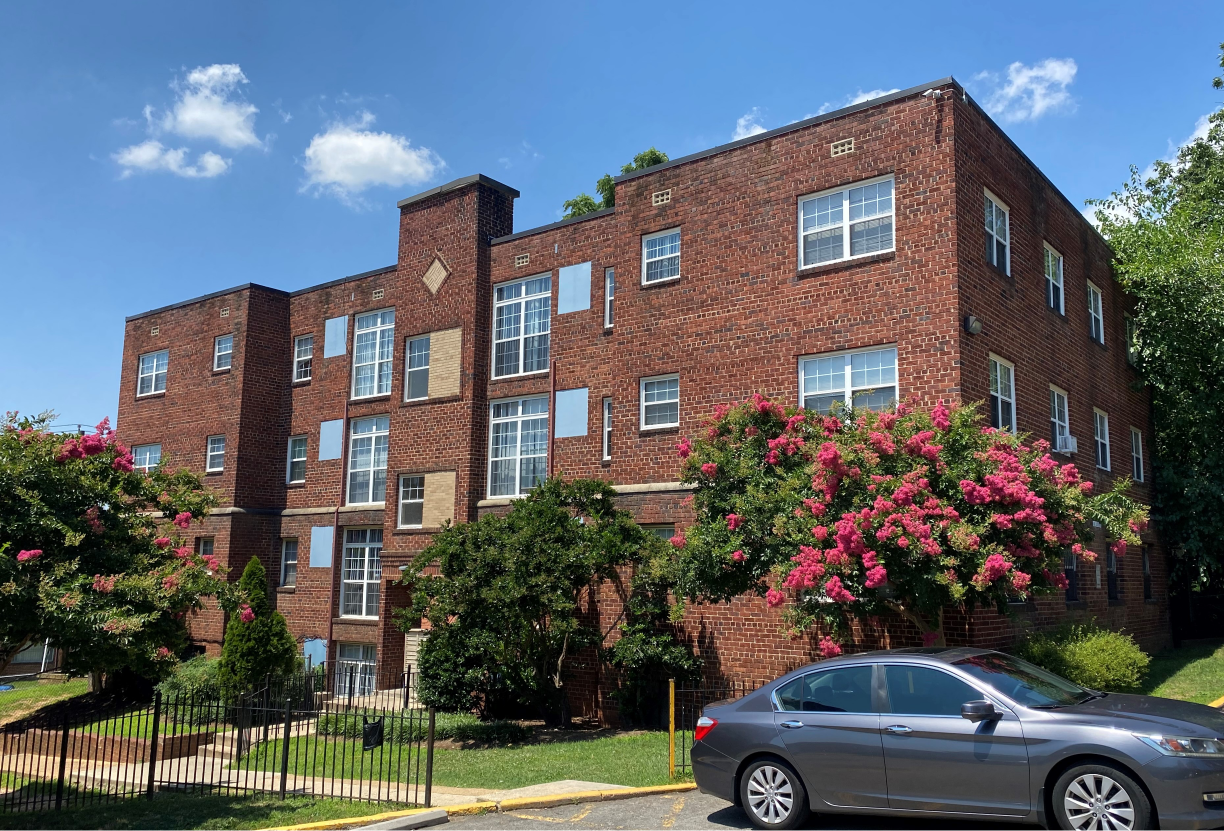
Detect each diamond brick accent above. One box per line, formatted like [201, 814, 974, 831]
[421, 258, 449, 295]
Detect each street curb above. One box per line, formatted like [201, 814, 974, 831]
[495, 782, 696, 811]
[276, 807, 438, 831]
[1210, 694, 1224, 709]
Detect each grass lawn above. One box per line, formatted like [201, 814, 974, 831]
[1143, 640, 1224, 705]
[234, 731, 673, 790]
[0, 793, 409, 830]
[0, 678, 89, 727]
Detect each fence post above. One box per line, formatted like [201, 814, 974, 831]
[54, 709, 70, 810]
[424, 708, 435, 808]
[146, 692, 162, 800]
[279, 698, 292, 800]
[668, 679, 676, 779]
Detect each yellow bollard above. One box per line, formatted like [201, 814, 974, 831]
[668, 678, 676, 778]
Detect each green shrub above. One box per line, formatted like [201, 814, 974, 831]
[315, 711, 532, 745]
[1014, 623, 1151, 692]
[218, 559, 300, 695]
[156, 656, 221, 699]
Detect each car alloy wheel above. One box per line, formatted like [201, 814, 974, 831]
[1062, 772, 1135, 830]
[746, 764, 795, 825]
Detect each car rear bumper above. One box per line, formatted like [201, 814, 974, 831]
[691, 740, 737, 804]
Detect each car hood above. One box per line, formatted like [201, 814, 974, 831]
[1047, 694, 1224, 737]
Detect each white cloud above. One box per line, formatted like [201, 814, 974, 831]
[113, 140, 230, 179]
[1139, 113, 1215, 181]
[154, 64, 262, 149]
[733, 108, 768, 140]
[976, 59, 1077, 122]
[809, 88, 901, 118]
[302, 111, 444, 204]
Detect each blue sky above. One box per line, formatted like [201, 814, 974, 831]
[2, 1, 1222, 427]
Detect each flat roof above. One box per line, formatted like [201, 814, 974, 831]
[396, 173, 519, 209]
[490, 207, 615, 245]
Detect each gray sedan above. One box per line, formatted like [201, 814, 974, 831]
[691, 648, 1224, 830]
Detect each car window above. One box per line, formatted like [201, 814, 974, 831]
[800, 666, 874, 712]
[775, 676, 803, 711]
[884, 665, 982, 716]
[953, 652, 1088, 707]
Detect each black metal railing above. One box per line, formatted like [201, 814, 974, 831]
[1, 683, 435, 815]
[671, 679, 765, 777]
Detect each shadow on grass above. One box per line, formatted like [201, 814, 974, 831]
[1143, 640, 1224, 700]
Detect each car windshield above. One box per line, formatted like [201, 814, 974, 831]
[953, 652, 1090, 707]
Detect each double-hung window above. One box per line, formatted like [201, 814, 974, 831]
[493, 275, 551, 378]
[352, 310, 395, 398]
[1087, 282, 1104, 344]
[280, 539, 298, 587]
[1131, 427, 1144, 482]
[137, 350, 168, 396]
[398, 475, 424, 527]
[347, 417, 389, 504]
[604, 268, 615, 326]
[1094, 409, 1111, 470]
[642, 229, 681, 284]
[641, 375, 679, 429]
[800, 346, 897, 414]
[196, 537, 214, 558]
[1049, 387, 1070, 452]
[340, 529, 382, 618]
[488, 397, 549, 497]
[985, 191, 1010, 273]
[406, 336, 430, 400]
[988, 355, 1015, 433]
[287, 436, 307, 483]
[799, 176, 895, 268]
[133, 443, 161, 472]
[602, 397, 612, 460]
[1044, 245, 1064, 313]
[206, 435, 225, 472]
[294, 335, 313, 381]
[213, 335, 233, 370]
[336, 643, 376, 697]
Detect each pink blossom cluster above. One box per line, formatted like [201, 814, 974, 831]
[676, 437, 693, 459]
[154, 537, 171, 549]
[92, 574, 116, 593]
[173, 512, 193, 529]
[239, 604, 256, 623]
[726, 514, 741, 531]
[16, 549, 42, 562]
[155, 647, 173, 660]
[817, 636, 842, 658]
[83, 506, 104, 534]
[162, 573, 180, 592]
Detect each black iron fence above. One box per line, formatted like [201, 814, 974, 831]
[1, 686, 436, 815]
[670, 680, 765, 777]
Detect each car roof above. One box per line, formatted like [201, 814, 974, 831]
[775, 647, 1001, 680]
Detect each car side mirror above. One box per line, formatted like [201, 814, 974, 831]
[961, 700, 1000, 722]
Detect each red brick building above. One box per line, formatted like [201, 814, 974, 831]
[117, 77, 1170, 714]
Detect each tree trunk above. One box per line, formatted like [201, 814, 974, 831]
[884, 600, 945, 647]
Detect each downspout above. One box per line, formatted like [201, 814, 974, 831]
[548, 359, 557, 477]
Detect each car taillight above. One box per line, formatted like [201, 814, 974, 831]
[694, 716, 717, 742]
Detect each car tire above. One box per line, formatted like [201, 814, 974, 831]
[738, 757, 810, 830]
[1051, 762, 1152, 830]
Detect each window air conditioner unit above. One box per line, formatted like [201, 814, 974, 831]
[1057, 435, 1078, 454]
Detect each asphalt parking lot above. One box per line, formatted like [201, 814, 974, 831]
[445, 791, 1034, 830]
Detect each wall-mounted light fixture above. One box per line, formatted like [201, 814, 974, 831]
[964, 315, 983, 335]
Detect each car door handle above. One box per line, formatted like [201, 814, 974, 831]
[779, 720, 804, 729]
[886, 725, 912, 734]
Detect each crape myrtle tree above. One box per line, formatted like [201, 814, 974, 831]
[673, 396, 1148, 653]
[0, 412, 239, 680]
[398, 477, 691, 724]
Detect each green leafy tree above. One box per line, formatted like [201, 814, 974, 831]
[0, 412, 229, 680]
[217, 557, 299, 694]
[674, 396, 1148, 652]
[398, 477, 688, 723]
[562, 147, 670, 218]
[1089, 45, 1224, 586]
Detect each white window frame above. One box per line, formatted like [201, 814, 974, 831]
[280, 538, 298, 587]
[196, 537, 214, 557]
[1044, 244, 1064, 314]
[133, 443, 162, 472]
[1131, 427, 1144, 482]
[294, 335, 313, 382]
[640, 374, 680, 430]
[1087, 281, 1105, 345]
[641, 228, 681, 285]
[1049, 386, 1070, 452]
[351, 309, 395, 399]
[798, 175, 896, 270]
[1094, 408, 1111, 471]
[346, 416, 390, 505]
[137, 350, 168, 397]
[798, 345, 898, 414]
[488, 396, 549, 498]
[205, 435, 225, 472]
[988, 354, 1016, 434]
[492, 274, 552, 379]
[602, 397, 612, 460]
[336, 642, 376, 697]
[213, 334, 233, 371]
[397, 474, 425, 528]
[984, 189, 1011, 275]
[287, 435, 307, 484]
[340, 529, 382, 619]
[405, 335, 430, 401]
[604, 267, 615, 327]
